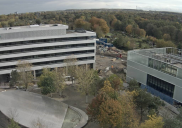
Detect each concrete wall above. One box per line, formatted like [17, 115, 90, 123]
[0, 29, 66, 40]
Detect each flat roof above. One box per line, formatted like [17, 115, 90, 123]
[132, 47, 182, 69]
[0, 24, 68, 34]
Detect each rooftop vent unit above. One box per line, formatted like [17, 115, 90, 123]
[29, 25, 39, 28]
[5, 27, 12, 30]
[75, 28, 86, 33]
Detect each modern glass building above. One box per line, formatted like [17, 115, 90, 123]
[0, 24, 96, 85]
[127, 47, 182, 105]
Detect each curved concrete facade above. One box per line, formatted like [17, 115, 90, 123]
[0, 90, 88, 128]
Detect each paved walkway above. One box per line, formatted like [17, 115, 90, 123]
[54, 85, 101, 128]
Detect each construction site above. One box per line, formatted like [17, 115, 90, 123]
[95, 39, 127, 80]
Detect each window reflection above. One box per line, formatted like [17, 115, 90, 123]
[147, 74, 174, 97]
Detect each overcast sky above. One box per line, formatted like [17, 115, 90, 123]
[0, 0, 182, 15]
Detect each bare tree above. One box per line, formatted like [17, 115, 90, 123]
[8, 108, 19, 122]
[31, 118, 49, 128]
[7, 108, 20, 128]
[64, 55, 77, 85]
[75, 66, 96, 103]
[16, 60, 33, 90]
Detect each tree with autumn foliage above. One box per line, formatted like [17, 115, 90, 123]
[87, 80, 140, 128]
[52, 67, 66, 96]
[90, 17, 109, 34]
[156, 39, 176, 48]
[111, 18, 118, 28]
[126, 25, 133, 34]
[98, 99, 123, 128]
[76, 66, 97, 103]
[140, 114, 164, 128]
[118, 91, 140, 128]
[107, 74, 123, 91]
[139, 29, 146, 37]
[163, 34, 171, 41]
[96, 26, 104, 38]
[16, 60, 33, 90]
[99, 80, 118, 99]
[86, 92, 107, 122]
[74, 19, 91, 30]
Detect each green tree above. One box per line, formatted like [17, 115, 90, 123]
[133, 90, 152, 121]
[8, 119, 20, 128]
[10, 70, 19, 87]
[8, 19, 15, 27]
[163, 107, 182, 128]
[126, 41, 131, 50]
[128, 79, 140, 91]
[153, 28, 162, 39]
[133, 89, 163, 121]
[1, 21, 8, 27]
[38, 68, 55, 96]
[90, 71, 100, 96]
[36, 19, 41, 25]
[156, 39, 176, 48]
[114, 20, 122, 31]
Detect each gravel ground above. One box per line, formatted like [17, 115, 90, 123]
[95, 55, 126, 70]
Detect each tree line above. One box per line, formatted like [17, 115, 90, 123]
[1, 10, 182, 48]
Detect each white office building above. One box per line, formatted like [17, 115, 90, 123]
[0, 24, 96, 85]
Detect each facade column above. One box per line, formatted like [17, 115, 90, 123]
[66, 66, 68, 75]
[86, 64, 88, 71]
[34, 70, 36, 80]
[93, 63, 95, 70]
[55, 67, 58, 73]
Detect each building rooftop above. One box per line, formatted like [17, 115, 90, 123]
[128, 47, 182, 79]
[132, 47, 182, 67]
[0, 24, 68, 34]
[0, 24, 96, 42]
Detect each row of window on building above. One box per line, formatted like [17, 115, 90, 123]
[0, 50, 94, 63]
[0, 36, 91, 47]
[148, 58, 177, 77]
[147, 74, 175, 97]
[0, 43, 94, 55]
[0, 56, 95, 70]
